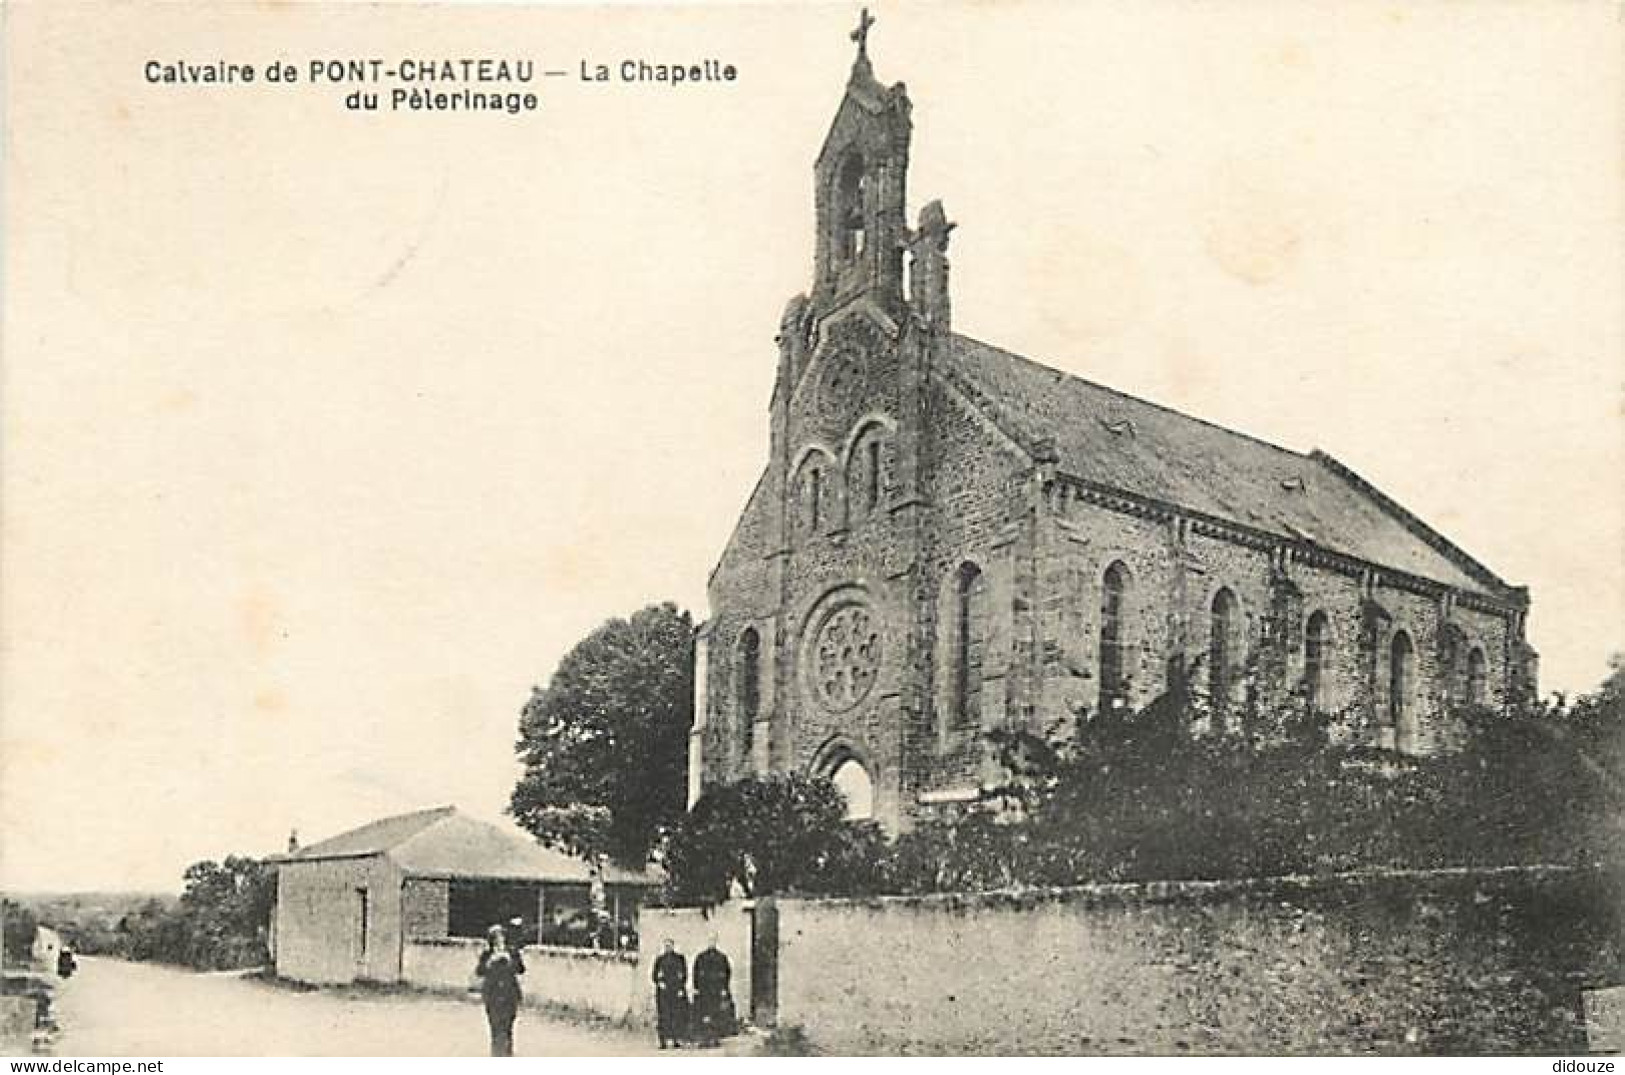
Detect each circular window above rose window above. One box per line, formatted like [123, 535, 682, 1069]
[815, 349, 867, 423]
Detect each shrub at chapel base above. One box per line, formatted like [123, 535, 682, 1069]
[663, 774, 886, 905]
[667, 656, 1622, 901]
[965, 695, 1624, 888]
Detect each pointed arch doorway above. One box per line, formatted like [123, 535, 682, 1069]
[830, 757, 875, 821]
[813, 740, 876, 822]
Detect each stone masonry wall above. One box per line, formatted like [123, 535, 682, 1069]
[768, 867, 1622, 1055]
[913, 369, 1035, 798]
[275, 857, 404, 985]
[1032, 487, 1521, 753]
[401, 878, 449, 941]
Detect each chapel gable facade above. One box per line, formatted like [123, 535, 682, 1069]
[690, 18, 1538, 832]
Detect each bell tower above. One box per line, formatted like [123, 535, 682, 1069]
[810, 8, 912, 320]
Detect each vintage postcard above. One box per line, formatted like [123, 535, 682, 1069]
[2, 0, 1621, 1059]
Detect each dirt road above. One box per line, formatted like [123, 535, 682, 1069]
[40, 956, 660, 1056]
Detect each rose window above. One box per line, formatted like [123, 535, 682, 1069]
[812, 604, 882, 712]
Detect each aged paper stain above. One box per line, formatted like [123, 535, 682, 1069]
[238, 588, 285, 658]
[1202, 186, 1304, 286]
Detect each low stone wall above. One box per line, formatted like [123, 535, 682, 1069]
[1, 996, 36, 1043]
[401, 937, 484, 994]
[769, 866, 1623, 1055]
[403, 939, 640, 1023]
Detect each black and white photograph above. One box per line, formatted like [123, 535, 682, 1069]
[1, 0, 1620, 1059]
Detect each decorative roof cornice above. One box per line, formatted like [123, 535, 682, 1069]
[1044, 471, 1526, 618]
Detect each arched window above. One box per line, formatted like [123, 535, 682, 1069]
[794, 453, 832, 539]
[1209, 588, 1240, 715]
[866, 439, 882, 512]
[737, 626, 761, 724]
[1440, 625, 1467, 707]
[808, 467, 823, 531]
[1389, 630, 1416, 749]
[830, 757, 874, 821]
[836, 154, 867, 262]
[1098, 562, 1131, 713]
[1304, 610, 1330, 712]
[954, 562, 988, 730]
[846, 425, 891, 521]
[1467, 647, 1488, 707]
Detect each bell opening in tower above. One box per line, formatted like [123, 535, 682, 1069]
[836, 152, 867, 263]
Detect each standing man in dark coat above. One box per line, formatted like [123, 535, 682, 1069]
[474, 924, 526, 1056]
[651, 938, 688, 1049]
[690, 935, 737, 1047]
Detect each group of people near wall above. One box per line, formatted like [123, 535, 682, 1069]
[470, 923, 739, 1056]
[652, 936, 737, 1050]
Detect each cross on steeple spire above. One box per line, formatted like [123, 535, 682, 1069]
[850, 7, 876, 59]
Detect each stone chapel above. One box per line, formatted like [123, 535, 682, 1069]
[690, 15, 1538, 831]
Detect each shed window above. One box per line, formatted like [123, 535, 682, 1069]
[538, 883, 592, 947]
[449, 880, 541, 943]
[356, 888, 369, 957]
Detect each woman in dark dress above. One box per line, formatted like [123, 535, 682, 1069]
[474, 924, 526, 1056]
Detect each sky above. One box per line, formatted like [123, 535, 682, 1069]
[2, 1, 1620, 893]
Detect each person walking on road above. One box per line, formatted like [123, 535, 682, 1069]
[474, 924, 526, 1056]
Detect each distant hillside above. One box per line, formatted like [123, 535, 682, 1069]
[8, 891, 178, 955]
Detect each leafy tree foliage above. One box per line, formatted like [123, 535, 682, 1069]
[2, 898, 39, 965]
[1550, 651, 1625, 799]
[116, 897, 188, 965]
[511, 602, 693, 867]
[178, 856, 276, 968]
[914, 694, 1621, 889]
[663, 774, 886, 904]
[113, 856, 273, 970]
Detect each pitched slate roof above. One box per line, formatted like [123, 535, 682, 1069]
[944, 333, 1511, 598]
[290, 804, 455, 861]
[286, 806, 657, 886]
